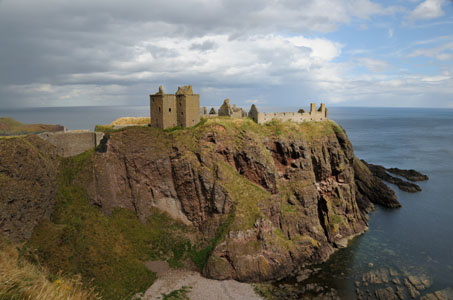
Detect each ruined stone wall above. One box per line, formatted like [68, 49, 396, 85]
[38, 131, 104, 157]
[249, 103, 328, 124]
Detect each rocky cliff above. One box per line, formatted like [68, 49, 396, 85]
[0, 118, 400, 287]
[78, 119, 399, 281]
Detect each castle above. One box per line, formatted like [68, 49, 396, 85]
[150, 85, 328, 128]
[150, 85, 200, 129]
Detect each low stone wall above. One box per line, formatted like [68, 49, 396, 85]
[258, 110, 327, 123]
[38, 130, 104, 157]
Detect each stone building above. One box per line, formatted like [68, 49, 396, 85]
[150, 85, 200, 129]
[248, 103, 328, 124]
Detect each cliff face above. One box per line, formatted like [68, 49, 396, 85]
[78, 119, 397, 281]
[0, 136, 60, 241]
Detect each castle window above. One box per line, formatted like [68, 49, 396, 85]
[158, 107, 161, 112]
[169, 108, 172, 112]
[181, 112, 183, 116]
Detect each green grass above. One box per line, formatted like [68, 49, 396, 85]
[0, 236, 101, 300]
[217, 162, 270, 231]
[189, 210, 235, 270]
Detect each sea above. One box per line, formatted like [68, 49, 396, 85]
[1, 105, 453, 298]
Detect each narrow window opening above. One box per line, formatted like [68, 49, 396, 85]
[158, 107, 161, 112]
[169, 108, 171, 112]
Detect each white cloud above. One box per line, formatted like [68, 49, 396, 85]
[407, 41, 453, 60]
[388, 28, 394, 38]
[409, 0, 445, 21]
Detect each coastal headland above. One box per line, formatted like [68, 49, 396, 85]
[0, 87, 432, 300]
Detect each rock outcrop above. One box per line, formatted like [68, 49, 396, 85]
[364, 161, 427, 193]
[387, 167, 429, 182]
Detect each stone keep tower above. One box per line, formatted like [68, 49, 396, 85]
[150, 85, 200, 129]
[176, 85, 200, 128]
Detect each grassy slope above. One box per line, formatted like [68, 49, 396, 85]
[0, 117, 64, 136]
[0, 236, 100, 300]
[24, 117, 343, 299]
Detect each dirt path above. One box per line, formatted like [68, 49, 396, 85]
[141, 262, 264, 300]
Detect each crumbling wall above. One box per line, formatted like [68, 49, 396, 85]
[249, 103, 328, 124]
[218, 99, 246, 118]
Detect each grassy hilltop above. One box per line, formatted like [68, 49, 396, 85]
[0, 117, 64, 136]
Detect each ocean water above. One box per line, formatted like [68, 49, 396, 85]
[0, 106, 150, 130]
[1, 105, 453, 298]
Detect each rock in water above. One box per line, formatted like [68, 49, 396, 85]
[375, 287, 397, 300]
[354, 159, 400, 209]
[364, 161, 423, 193]
[387, 168, 429, 181]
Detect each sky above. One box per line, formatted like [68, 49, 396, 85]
[0, 0, 452, 109]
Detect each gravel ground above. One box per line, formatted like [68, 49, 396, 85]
[141, 264, 264, 300]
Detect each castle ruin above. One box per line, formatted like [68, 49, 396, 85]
[150, 85, 200, 129]
[150, 85, 328, 127]
[248, 103, 328, 124]
[218, 99, 247, 118]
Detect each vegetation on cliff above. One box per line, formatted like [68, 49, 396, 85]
[25, 150, 202, 299]
[0, 117, 64, 136]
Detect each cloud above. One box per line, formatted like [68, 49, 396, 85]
[0, 0, 449, 109]
[407, 41, 453, 60]
[245, 99, 260, 104]
[409, 0, 445, 21]
[388, 28, 394, 38]
[356, 57, 391, 72]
